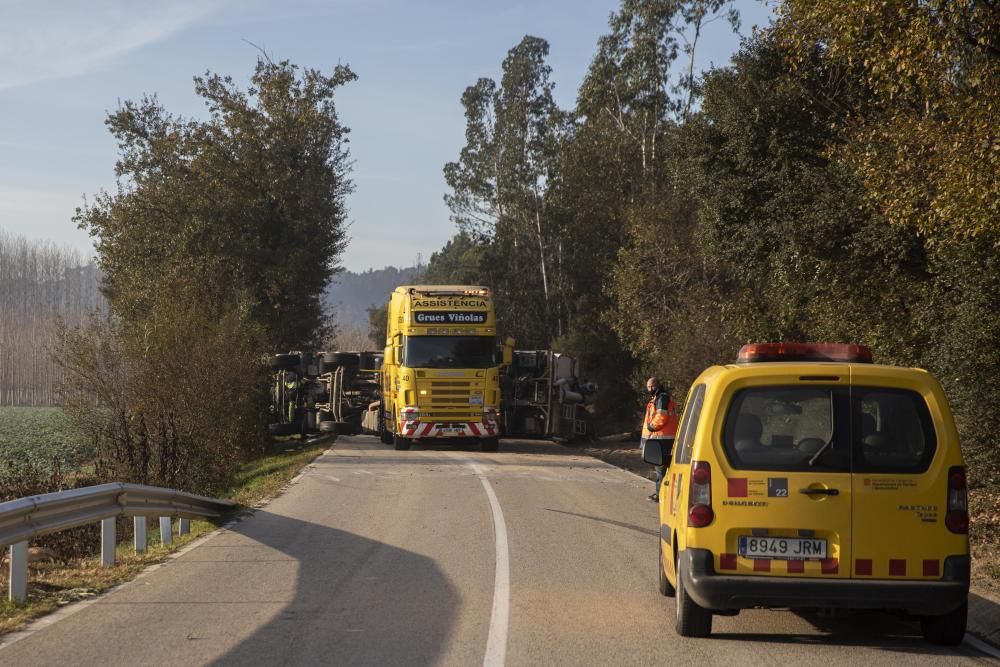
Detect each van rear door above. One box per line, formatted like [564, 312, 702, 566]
[718, 373, 852, 579]
[849, 366, 963, 580]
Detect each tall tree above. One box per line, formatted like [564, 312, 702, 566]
[776, 0, 999, 240]
[444, 36, 568, 345]
[77, 58, 356, 348]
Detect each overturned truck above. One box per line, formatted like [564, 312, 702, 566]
[267, 350, 382, 437]
[266, 346, 596, 442]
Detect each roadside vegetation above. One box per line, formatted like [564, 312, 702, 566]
[0, 56, 355, 629]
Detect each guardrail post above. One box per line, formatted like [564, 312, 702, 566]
[101, 518, 116, 566]
[134, 516, 147, 553]
[178, 518, 190, 536]
[159, 517, 172, 546]
[8, 541, 28, 602]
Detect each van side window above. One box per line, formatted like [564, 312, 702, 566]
[675, 384, 706, 465]
[854, 388, 936, 473]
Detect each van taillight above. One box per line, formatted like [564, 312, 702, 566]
[688, 461, 714, 527]
[945, 466, 968, 534]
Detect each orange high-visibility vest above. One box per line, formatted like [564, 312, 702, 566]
[642, 389, 678, 440]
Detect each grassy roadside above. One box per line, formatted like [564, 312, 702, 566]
[0, 437, 330, 636]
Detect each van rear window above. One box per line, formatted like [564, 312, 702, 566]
[854, 388, 936, 473]
[722, 387, 850, 472]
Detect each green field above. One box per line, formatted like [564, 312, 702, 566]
[0, 407, 94, 471]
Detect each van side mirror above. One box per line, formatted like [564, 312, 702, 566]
[642, 440, 665, 466]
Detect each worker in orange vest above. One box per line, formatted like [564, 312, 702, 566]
[642, 377, 679, 502]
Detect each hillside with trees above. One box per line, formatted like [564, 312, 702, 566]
[323, 265, 422, 334]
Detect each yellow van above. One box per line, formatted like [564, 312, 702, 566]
[645, 343, 970, 644]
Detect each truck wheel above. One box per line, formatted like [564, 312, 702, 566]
[920, 601, 967, 645]
[480, 437, 499, 453]
[270, 353, 300, 371]
[658, 538, 675, 597]
[318, 420, 338, 434]
[380, 426, 394, 445]
[675, 556, 712, 637]
[268, 422, 297, 437]
[393, 435, 411, 451]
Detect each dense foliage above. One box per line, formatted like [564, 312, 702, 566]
[56, 59, 355, 494]
[436, 0, 999, 492]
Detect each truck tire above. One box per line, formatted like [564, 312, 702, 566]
[270, 353, 300, 371]
[921, 601, 967, 645]
[393, 434, 411, 451]
[675, 557, 712, 637]
[268, 422, 297, 437]
[325, 352, 360, 368]
[658, 538, 675, 597]
[480, 437, 499, 453]
[318, 420, 338, 434]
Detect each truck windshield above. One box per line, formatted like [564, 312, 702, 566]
[403, 336, 494, 369]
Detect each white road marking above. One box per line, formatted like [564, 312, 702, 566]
[324, 475, 341, 482]
[467, 460, 510, 667]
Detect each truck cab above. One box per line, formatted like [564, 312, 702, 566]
[379, 285, 511, 451]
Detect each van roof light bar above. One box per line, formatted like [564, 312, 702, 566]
[737, 342, 873, 364]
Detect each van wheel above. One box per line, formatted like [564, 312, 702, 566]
[393, 435, 411, 451]
[675, 556, 712, 637]
[920, 601, 967, 645]
[658, 538, 675, 597]
[481, 437, 499, 452]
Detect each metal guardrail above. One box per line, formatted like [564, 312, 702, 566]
[1, 483, 236, 602]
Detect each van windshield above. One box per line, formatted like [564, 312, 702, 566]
[403, 336, 495, 369]
[722, 387, 850, 472]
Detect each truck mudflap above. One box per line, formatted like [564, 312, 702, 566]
[402, 421, 498, 439]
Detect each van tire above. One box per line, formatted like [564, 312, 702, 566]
[658, 538, 675, 597]
[675, 556, 712, 637]
[393, 435, 411, 451]
[920, 601, 967, 645]
[481, 437, 499, 452]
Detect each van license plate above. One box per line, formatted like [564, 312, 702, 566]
[738, 536, 827, 560]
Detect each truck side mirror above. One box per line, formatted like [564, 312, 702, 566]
[502, 337, 514, 366]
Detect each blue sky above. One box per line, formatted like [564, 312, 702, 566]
[0, 0, 772, 272]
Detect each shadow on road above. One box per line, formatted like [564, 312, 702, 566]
[208, 509, 459, 666]
[711, 609, 981, 658]
[542, 507, 657, 537]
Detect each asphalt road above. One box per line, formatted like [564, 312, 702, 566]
[1, 436, 995, 665]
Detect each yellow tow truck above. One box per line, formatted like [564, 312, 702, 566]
[379, 285, 512, 451]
